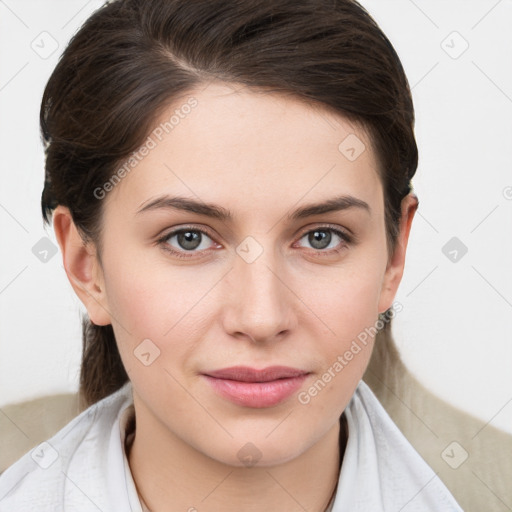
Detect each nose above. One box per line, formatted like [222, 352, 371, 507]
[222, 246, 296, 344]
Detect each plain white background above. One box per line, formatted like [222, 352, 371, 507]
[0, 0, 511, 435]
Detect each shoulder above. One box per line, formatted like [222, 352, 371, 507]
[334, 380, 463, 511]
[0, 382, 133, 512]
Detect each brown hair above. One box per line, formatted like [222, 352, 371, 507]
[40, 0, 418, 409]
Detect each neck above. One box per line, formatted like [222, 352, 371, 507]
[126, 404, 347, 512]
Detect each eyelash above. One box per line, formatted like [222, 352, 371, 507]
[156, 224, 353, 260]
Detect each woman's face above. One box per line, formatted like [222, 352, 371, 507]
[83, 81, 407, 466]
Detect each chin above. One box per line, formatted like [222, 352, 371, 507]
[201, 432, 313, 469]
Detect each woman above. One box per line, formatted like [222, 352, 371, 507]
[0, 0, 463, 510]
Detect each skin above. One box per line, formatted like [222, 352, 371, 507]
[53, 81, 417, 512]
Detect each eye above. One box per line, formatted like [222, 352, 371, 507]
[157, 224, 352, 260]
[295, 226, 351, 254]
[158, 227, 218, 259]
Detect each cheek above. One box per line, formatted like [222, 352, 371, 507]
[296, 273, 382, 421]
[101, 248, 204, 335]
[101, 257, 206, 406]
[308, 256, 386, 339]
[300, 249, 387, 388]
[100, 249, 221, 381]
[102, 266, 166, 339]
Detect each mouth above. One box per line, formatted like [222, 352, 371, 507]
[201, 366, 310, 408]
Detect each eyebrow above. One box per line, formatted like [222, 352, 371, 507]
[136, 194, 371, 221]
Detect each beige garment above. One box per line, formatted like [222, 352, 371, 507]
[1, 326, 510, 511]
[362, 326, 512, 512]
[0, 392, 80, 471]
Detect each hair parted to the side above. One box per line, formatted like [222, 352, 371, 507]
[40, 0, 418, 409]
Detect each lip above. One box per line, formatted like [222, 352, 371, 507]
[202, 366, 310, 408]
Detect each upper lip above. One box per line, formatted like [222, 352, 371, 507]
[203, 366, 309, 383]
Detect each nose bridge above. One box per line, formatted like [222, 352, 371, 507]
[224, 237, 293, 342]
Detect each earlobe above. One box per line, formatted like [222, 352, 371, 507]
[378, 193, 419, 314]
[52, 205, 111, 326]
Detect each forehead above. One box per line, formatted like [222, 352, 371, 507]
[105, 81, 383, 219]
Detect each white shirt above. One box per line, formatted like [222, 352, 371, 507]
[0, 380, 463, 511]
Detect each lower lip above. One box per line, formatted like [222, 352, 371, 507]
[202, 374, 309, 408]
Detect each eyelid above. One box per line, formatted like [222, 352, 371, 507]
[295, 223, 353, 243]
[156, 224, 215, 241]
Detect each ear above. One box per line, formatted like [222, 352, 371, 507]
[378, 193, 419, 313]
[52, 205, 111, 326]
